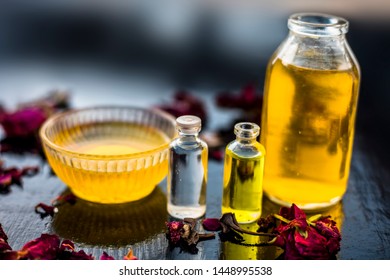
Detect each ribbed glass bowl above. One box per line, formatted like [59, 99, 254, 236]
[40, 106, 176, 204]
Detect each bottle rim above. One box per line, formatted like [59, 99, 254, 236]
[234, 122, 260, 139]
[176, 115, 201, 134]
[288, 13, 349, 36]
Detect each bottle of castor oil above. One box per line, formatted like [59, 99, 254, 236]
[222, 122, 265, 224]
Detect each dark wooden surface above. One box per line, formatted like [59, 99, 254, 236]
[0, 88, 389, 260]
[1, 17, 390, 261]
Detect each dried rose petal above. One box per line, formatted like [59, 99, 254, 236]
[52, 193, 77, 206]
[100, 252, 115, 260]
[202, 218, 222, 231]
[0, 91, 70, 155]
[0, 226, 12, 253]
[0, 231, 102, 260]
[155, 91, 208, 127]
[0, 250, 21, 260]
[216, 84, 262, 110]
[209, 150, 224, 161]
[165, 221, 184, 245]
[64, 250, 94, 260]
[277, 204, 308, 231]
[0, 223, 8, 243]
[257, 215, 276, 233]
[0, 240, 12, 252]
[21, 166, 40, 177]
[0, 107, 47, 138]
[165, 218, 215, 254]
[314, 216, 341, 255]
[280, 226, 336, 260]
[0, 135, 43, 155]
[0, 105, 5, 122]
[58, 239, 94, 260]
[4, 168, 23, 186]
[269, 204, 341, 260]
[124, 249, 137, 260]
[0, 164, 40, 194]
[36, 193, 77, 218]
[20, 234, 60, 260]
[35, 203, 58, 218]
[0, 174, 13, 193]
[315, 216, 341, 239]
[59, 239, 75, 252]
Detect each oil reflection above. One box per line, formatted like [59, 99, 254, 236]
[219, 221, 283, 260]
[220, 197, 344, 260]
[52, 186, 167, 246]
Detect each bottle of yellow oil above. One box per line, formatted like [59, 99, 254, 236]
[222, 122, 265, 223]
[260, 13, 360, 210]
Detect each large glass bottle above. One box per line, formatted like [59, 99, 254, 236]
[222, 122, 265, 223]
[261, 13, 360, 210]
[167, 115, 208, 219]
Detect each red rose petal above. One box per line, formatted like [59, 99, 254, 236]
[35, 203, 58, 217]
[65, 250, 94, 260]
[155, 91, 207, 126]
[271, 204, 341, 260]
[0, 107, 47, 138]
[165, 221, 184, 245]
[21, 234, 61, 260]
[100, 252, 115, 260]
[202, 218, 222, 231]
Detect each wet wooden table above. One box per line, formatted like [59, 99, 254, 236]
[1, 84, 389, 261]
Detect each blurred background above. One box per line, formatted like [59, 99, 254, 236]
[0, 0, 389, 137]
[1, 1, 389, 260]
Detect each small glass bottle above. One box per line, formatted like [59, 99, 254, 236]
[167, 115, 208, 219]
[222, 122, 265, 224]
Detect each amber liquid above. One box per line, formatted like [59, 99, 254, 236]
[261, 59, 359, 209]
[220, 222, 279, 260]
[222, 147, 265, 223]
[46, 122, 170, 203]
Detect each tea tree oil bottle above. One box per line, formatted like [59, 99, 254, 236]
[222, 122, 265, 223]
[167, 115, 208, 219]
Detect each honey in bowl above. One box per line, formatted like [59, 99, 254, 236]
[40, 107, 176, 204]
[61, 123, 169, 155]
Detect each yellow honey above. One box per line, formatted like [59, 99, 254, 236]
[44, 122, 171, 203]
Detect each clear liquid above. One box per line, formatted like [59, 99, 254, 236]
[167, 137, 208, 219]
[222, 144, 265, 224]
[261, 59, 360, 209]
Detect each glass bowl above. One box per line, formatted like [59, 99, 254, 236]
[40, 106, 176, 204]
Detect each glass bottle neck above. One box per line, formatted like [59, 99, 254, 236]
[278, 25, 352, 71]
[233, 122, 260, 145]
[289, 30, 345, 42]
[288, 13, 348, 37]
[235, 136, 257, 145]
[178, 132, 200, 143]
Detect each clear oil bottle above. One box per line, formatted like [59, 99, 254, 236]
[222, 123, 265, 224]
[167, 115, 208, 219]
